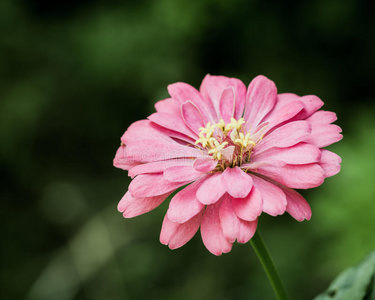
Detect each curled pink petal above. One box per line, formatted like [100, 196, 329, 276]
[160, 210, 204, 249]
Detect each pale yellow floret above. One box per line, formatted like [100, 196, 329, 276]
[208, 140, 228, 160]
[195, 137, 208, 147]
[198, 122, 211, 132]
[215, 119, 226, 131]
[235, 132, 256, 148]
[198, 122, 215, 135]
[196, 123, 217, 147]
[225, 117, 245, 132]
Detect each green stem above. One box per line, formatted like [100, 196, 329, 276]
[250, 230, 289, 300]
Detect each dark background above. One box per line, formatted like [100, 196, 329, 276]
[1, 0, 375, 299]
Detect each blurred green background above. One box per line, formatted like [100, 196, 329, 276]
[1, 0, 375, 299]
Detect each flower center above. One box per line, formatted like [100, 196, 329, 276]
[195, 118, 268, 170]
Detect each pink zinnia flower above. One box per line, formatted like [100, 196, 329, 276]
[114, 75, 342, 255]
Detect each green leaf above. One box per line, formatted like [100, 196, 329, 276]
[314, 251, 375, 300]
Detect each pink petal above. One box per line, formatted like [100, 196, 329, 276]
[281, 187, 312, 221]
[254, 121, 312, 155]
[121, 120, 171, 143]
[199, 74, 247, 120]
[221, 145, 235, 162]
[275, 93, 300, 108]
[252, 175, 287, 216]
[252, 143, 321, 165]
[148, 112, 197, 140]
[264, 100, 305, 132]
[243, 75, 277, 128]
[168, 82, 213, 123]
[303, 123, 343, 148]
[221, 167, 253, 198]
[219, 195, 239, 243]
[218, 195, 258, 244]
[241, 160, 286, 170]
[193, 156, 218, 173]
[129, 173, 190, 198]
[219, 87, 235, 123]
[164, 165, 202, 182]
[181, 101, 205, 134]
[201, 201, 233, 256]
[196, 172, 226, 205]
[168, 82, 203, 104]
[125, 140, 201, 163]
[160, 210, 204, 249]
[123, 119, 195, 145]
[319, 149, 342, 177]
[167, 180, 205, 223]
[128, 159, 193, 178]
[118, 191, 170, 218]
[113, 145, 140, 170]
[236, 219, 258, 244]
[306, 110, 337, 125]
[297, 95, 324, 119]
[148, 112, 198, 140]
[154, 98, 180, 114]
[232, 186, 263, 221]
[256, 163, 325, 189]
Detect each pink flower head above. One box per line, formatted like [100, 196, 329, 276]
[114, 75, 342, 255]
